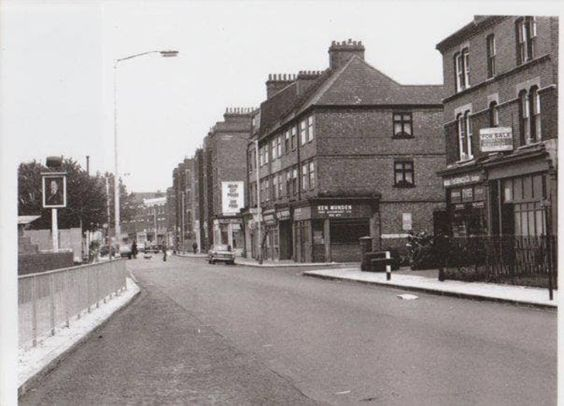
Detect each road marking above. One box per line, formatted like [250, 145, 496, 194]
[335, 390, 351, 395]
[397, 294, 418, 300]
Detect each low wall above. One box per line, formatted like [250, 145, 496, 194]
[18, 252, 74, 275]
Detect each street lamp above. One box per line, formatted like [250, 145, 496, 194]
[113, 49, 178, 247]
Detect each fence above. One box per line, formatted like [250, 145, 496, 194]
[441, 235, 557, 290]
[18, 259, 127, 350]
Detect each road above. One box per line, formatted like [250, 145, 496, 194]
[20, 255, 556, 405]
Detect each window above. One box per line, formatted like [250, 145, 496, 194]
[454, 48, 469, 92]
[393, 112, 413, 138]
[278, 173, 283, 197]
[394, 160, 414, 187]
[301, 163, 309, 190]
[277, 136, 282, 157]
[457, 111, 473, 160]
[291, 127, 297, 150]
[292, 167, 298, 196]
[273, 175, 279, 200]
[519, 90, 530, 144]
[529, 86, 541, 141]
[516, 17, 536, 65]
[308, 161, 316, 190]
[285, 130, 290, 153]
[259, 147, 263, 166]
[265, 178, 270, 202]
[264, 145, 269, 164]
[489, 101, 499, 127]
[307, 116, 314, 142]
[271, 139, 277, 160]
[300, 120, 307, 145]
[486, 34, 496, 78]
[286, 168, 292, 197]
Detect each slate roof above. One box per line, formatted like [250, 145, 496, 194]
[259, 56, 443, 139]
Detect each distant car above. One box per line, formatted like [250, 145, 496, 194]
[120, 243, 132, 259]
[208, 244, 235, 265]
[99, 245, 116, 257]
[137, 243, 145, 253]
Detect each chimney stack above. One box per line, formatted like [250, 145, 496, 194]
[328, 39, 365, 70]
[265, 73, 296, 99]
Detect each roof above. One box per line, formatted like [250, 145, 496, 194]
[436, 16, 508, 53]
[18, 215, 40, 225]
[259, 56, 443, 139]
[143, 197, 167, 206]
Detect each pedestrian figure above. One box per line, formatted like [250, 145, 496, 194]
[132, 240, 138, 259]
[192, 241, 198, 254]
[162, 243, 167, 262]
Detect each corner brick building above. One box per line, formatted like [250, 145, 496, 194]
[172, 158, 195, 251]
[244, 40, 445, 263]
[436, 16, 558, 238]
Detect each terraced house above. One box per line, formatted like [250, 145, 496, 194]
[244, 40, 445, 263]
[436, 16, 558, 238]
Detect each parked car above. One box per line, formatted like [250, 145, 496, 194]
[137, 243, 145, 253]
[99, 245, 116, 257]
[120, 243, 132, 259]
[208, 244, 235, 265]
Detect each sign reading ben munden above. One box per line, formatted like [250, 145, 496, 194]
[222, 181, 244, 215]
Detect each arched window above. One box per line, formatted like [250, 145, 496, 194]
[464, 111, 473, 159]
[529, 86, 541, 141]
[519, 90, 530, 145]
[489, 101, 499, 127]
[457, 113, 465, 160]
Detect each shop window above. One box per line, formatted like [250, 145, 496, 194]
[394, 160, 414, 187]
[489, 101, 499, 127]
[393, 112, 413, 138]
[330, 220, 370, 244]
[516, 17, 536, 65]
[486, 34, 496, 78]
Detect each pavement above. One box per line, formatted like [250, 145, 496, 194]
[18, 277, 140, 397]
[303, 267, 557, 308]
[19, 256, 557, 406]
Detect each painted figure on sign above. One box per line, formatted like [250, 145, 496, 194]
[46, 178, 64, 206]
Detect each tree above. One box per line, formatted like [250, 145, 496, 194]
[18, 158, 137, 232]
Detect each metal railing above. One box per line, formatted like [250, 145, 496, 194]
[440, 235, 557, 294]
[18, 259, 127, 350]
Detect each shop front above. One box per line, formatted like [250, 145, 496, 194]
[293, 201, 374, 263]
[444, 172, 487, 237]
[212, 216, 244, 256]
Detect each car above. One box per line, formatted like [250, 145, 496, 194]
[120, 243, 132, 259]
[136, 242, 145, 253]
[208, 244, 235, 265]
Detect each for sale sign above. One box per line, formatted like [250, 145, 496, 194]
[479, 127, 513, 152]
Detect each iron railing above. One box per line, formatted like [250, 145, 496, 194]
[440, 235, 557, 291]
[18, 259, 127, 350]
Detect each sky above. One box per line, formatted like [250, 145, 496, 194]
[2, 0, 561, 193]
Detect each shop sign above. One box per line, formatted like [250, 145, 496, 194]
[293, 206, 311, 221]
[461, 187, 473, 202]
[217, 218, 241, 225]
[316, 204, 353, 218]
[221, 181, 244, 215]
[472, 201, 485, 208]
[479, 127, 513, 152]
[443, 173, 482, 187]
[263, 213, 277, 225]
[276, 209, 291, 221]
[454, 203, 466, 210]
[402, 213, 412, 231]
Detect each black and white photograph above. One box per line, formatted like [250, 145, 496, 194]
[0, 1, 560, 405]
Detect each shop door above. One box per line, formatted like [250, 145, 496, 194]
[279, 221, 293, 260]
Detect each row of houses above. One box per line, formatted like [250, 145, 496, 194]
[170, 15, 558, 263]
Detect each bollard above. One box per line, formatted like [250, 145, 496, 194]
[385, 251, 391, 281]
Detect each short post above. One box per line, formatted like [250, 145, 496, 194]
[49, 273, 55, 336]
[385, 251, 391, 281]
[31, 276, 37, 347]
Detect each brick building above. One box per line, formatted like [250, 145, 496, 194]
[202, 108, 254, 254]
[122, 191, 168, 245]
[192, 148, 206, 252]
[244, 40, 445, 263]
[436, 16, 558, 238]
[166, 186, 176, 247]
[172, 158, 195, 251]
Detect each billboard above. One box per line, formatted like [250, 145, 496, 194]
[42, 173, 67, 208]
[479, 127, 513, 152]
[221, 181, 244, 215]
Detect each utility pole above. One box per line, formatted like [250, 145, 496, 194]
[255, 140, 262, 264]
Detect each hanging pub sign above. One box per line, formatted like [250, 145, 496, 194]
[42, 172, 67, 208]
[479, 127, 513, 152]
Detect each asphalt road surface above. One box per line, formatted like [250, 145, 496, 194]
[20, 255, 556, 405]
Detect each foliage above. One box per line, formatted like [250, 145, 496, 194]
[406, 231, 440, 270]
[18, 158, 137, 232]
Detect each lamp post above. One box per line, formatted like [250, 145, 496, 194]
[113, 49, 178, 248]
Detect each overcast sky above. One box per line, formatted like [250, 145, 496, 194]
[2, 0, 561, 193]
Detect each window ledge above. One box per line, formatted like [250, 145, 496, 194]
[394, 184, 416, 189]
